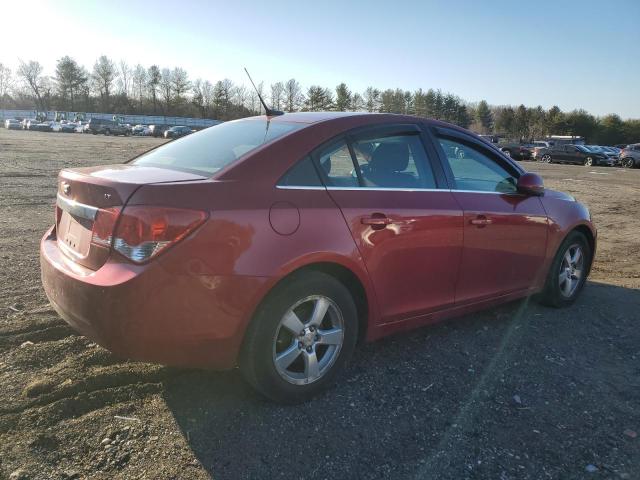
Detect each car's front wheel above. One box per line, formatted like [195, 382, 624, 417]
[584, 156, 594, 166]
[538, 230, 591, 308]
[240, 271, 358, 404]
[541, 154, 552, 163]
[622, 158, 635, 168]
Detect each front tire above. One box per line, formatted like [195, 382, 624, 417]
[239, 271, 358, 404]
[538, 231, 591, 308]
[622, 158, 635, 168]
[584, 157, 594, 166]
[541, 154, 552, 163]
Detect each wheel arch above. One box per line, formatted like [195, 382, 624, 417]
[245, 260, 372, 347]
[571, 224, 596, 275]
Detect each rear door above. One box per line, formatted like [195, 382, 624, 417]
[315, 124, 463, 323]
[430, 127, 548, 303]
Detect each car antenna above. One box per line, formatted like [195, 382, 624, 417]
[244, 68, 284, 117]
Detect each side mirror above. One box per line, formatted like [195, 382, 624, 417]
[517, 172, 544, 196]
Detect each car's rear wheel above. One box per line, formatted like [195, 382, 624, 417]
[541, 154, 552, 163]
[239, 271, 358, 404]
[538, 231, 591, 308]
[584, 156, 594, 166]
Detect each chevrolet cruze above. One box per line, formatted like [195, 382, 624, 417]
[41, 112, 596, 403]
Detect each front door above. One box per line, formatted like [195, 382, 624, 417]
[431, 129, 548, 304]
[314, 126, 463, 323]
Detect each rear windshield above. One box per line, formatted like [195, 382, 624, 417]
[133, 118, 304, 175]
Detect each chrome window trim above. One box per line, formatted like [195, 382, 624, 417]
[326, 186, 445, 192]
[276, 185, 326, 190]
[276, 185, 527, 195]
[451, 189, 523, 196]
[56, 193, 98, 220]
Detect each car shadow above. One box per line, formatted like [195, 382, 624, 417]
[162, 281, 640, 479]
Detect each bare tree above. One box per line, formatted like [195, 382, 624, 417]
[118, 60, 131, 97]
[270, 82, 284, 110]
[159, 68, 172, 112]
[202, 80, 214, 117]
[233, 85, 248, 113]
[147, 65, 161, 113]
[132, 64, 147, 111]
[92, 55, 117, 110]
[284, 78, 303, 112]
[0, 63, 14, 107]
[171, 67, 190, 112]
[17, 60, 46, 109]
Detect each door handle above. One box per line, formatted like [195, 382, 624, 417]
[361, 214, 391, 229]
[470, 215, 493, 227]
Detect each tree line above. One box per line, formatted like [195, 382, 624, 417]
[0, 56, 638, 144]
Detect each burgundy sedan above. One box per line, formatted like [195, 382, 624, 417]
[41, 112, 595, 403]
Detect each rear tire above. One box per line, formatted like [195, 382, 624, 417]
[537, 231, 591, 308]
[239, 271, 358, 404]
[584, 157, 593, 166]
[622, 158, 635, 168]
[541, 154, 552, 163]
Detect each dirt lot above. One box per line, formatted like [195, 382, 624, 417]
[0, 128, 639, 480]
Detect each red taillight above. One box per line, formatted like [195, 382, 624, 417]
[111, 206, 207, 263]
[91, 207, 121, 247]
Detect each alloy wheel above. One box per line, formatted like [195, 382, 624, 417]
[584, 157, 593, 166]
[623, 158, 634, 168]
[272, 295, 344, 385]
[558, 243, 584, 298]
[541, 154, 551, 163]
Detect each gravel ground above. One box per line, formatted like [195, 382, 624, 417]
[0, 129, 639, 480]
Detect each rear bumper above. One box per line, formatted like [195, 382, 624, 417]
[40, 227, 269, 369]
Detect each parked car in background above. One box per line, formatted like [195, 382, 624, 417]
[619, 144, 640, 168]
[52, 121, 77, 133]
[539, 144, 611, 166]
[585, 145, 619, 164]
[499, 143, 532, 160]
[86, 118, 130, 136]
[4, 119, 22, 130]
[131, 124, 151, 136]
[41, 112, 596, 403]
[149, 124, 170, 137]
[164, 125, 193, 139]
[531, 141, 553, 160]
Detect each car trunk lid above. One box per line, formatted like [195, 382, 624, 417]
[55, 164, 206, 270]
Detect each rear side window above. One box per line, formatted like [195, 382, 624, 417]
[317, 141, 359, 187]
[133, 119, 304, 175]
[278, 156, 322, 187]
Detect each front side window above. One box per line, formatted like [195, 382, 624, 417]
[437, 137, 517, 193]
[352, 134, 436, 189]
[133, 118, 304, 175]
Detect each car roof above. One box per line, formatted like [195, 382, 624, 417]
[247, 111, 470, 133]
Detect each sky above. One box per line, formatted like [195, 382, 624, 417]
[1, 0, 639, 118]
